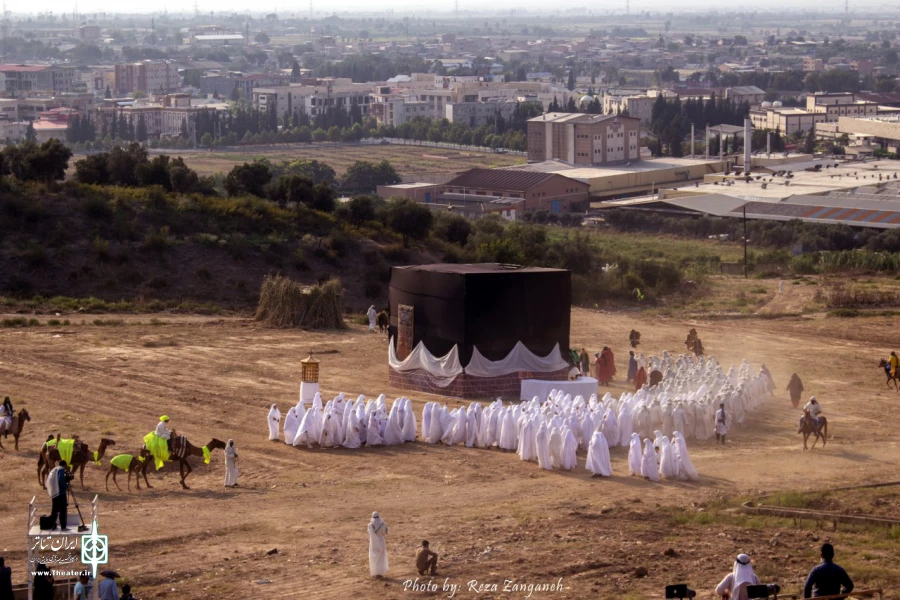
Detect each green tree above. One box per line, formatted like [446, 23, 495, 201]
[384, 197, 433, 246]
[266, 174, 314, 208]
[342, 159, 401, 193]
[136, 114, 148, 142]
[347, 195, 379, 224]
[254, 32, 270, 44]
[74, 153, 110, 185]
[104, 85, 112, 99]
[224, 162, 272, 197]
[25, 121, 36, 143]
[1, 139, 72, 184]
[803, 128, 817, 154]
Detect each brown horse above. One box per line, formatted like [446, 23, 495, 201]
[105, 448, 153, 492]
[878, 359, 899, 391]
[37, 437, 116, 489]
[0, 408, 30, 451]
[799, 410, 828, 450]
[376, 311, 389, 334]
[141, 436, 226, 489]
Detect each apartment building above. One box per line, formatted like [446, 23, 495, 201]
[445, 100, 517, 128]
[601, 92, 654, 124]
[253, 80, 372, 121]
[527, 112, 641, 165]
[0, 64, 77, 95]
[750, 93, 880, 135]
[115, 61, 181, 95]
[806, 92, 878, 120]
[95, 94, 225, 139]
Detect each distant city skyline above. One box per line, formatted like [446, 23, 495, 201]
[1, 0, 892, 17]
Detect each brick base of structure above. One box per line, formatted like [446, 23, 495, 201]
[388, 366, 570, 399]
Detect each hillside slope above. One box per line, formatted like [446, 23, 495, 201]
[0, 182, 431, 312]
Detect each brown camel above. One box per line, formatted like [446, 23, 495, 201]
[37, 437, 116, 489]
[799, 409, 828, 451]
[0, 408, 31, 451]
[141, 436, 226, 489]
[105, 448, 153, 492]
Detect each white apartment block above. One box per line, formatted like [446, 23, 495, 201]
[252, 80, 372, 121]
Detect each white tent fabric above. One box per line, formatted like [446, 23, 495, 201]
[465, 342, 569, 378]
[388, 338, 568, 380]
[388, 337, 463, 378]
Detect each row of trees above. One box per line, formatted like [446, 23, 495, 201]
[649, 94, 752, 157]
[73, 143, 216, 195]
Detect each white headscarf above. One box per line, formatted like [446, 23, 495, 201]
[369, 512, 387, 534]
[732, 553, 756, 592]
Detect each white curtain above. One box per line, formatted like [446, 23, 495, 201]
[388, 337, 464, 378]
[389, 338, 567, 380]
[465, 342, 569, 378]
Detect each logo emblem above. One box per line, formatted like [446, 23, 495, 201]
[80, 519, 108, 578]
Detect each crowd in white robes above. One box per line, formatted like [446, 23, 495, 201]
[264, 353, 773, 480]
[276, 393, 417, 450]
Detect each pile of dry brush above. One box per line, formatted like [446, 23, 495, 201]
[255, 275, 347, 329]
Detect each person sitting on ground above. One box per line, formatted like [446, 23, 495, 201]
[803, 543, 853, 598]
[715, 553, 759, 600]
[416, 540, 439, 576]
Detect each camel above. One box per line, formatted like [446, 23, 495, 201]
[141, 436, 226, 489]
[105, 448, 154, 491]
[376, 311, 389, 334]
[0, 408, 30, 451]
[37, 437, 116, 489]
[799, 409, 828, 450]
[878, 359, 899, 391]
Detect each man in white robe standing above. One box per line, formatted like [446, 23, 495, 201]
[367, 305, 377, 332]
[628, 432, 643, 476]
[368, 512, 389, 577]
[586, 431, 612, 477]
[715, 402, 728, 445]
[283, 407, 300, 446]
[535, 423, 553, 471]
[641, 438, 660, 482]
[267, 404, 281, 441]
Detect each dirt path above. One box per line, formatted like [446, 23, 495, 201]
[1, 309, 898, 599]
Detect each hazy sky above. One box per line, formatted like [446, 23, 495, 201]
[2, 0, 875, 16]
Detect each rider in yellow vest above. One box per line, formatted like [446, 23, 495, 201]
[890, 351, 899, 378]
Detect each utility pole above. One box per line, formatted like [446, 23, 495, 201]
[743, 204, 748, 278]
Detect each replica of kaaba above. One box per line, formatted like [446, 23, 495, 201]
[388, 263, 572, 398]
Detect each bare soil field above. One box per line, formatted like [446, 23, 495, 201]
[1, 308, 899, 599]
[167, 144, 526, 178]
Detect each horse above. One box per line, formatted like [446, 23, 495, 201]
[0, 408, 30, 451]
[629, 329, 641, 349]
[376, 311, 389, 334]
[799, 409, 828, 450]
[878, 359, 900, 391]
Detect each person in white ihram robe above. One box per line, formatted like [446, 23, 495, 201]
[535, 423, 553, 471]
[293, 407, 317, 448]
[516, 417, 537, 462]
[283, 407, 300, 446]
[367, 305, 377, 332]
[548, 427, 563, 468]
[224, 439, 239, 487]
[715, 553, 759, 600]
[641, 438, 660, 482]
[628, 432, 643, 476]
[402, 398, 417, 442]
[560, 427, 579, 470]
[343, 411, 362, 449]
[383, 404, 404, 445]
[659, 436, 679, 479]
[586, 431, 612, 477]
[368, 512, 389, 577]
[267, 404, 281, 441]
[366, 412, 384, 446]
[673, 432, 699, 481]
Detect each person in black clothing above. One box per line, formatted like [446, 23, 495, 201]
[32, 562, 54, 600]
[0, 557, 13, 600]
[804, 543, 854, 598]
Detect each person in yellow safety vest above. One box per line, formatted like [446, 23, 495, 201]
[890, 351, 899, 379]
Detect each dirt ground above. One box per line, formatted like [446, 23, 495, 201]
[1, 308, 899, 599]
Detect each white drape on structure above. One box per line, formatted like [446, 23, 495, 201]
[388, 338, 568, 379]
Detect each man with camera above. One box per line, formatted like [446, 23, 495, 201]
[45, 459, 74, 531]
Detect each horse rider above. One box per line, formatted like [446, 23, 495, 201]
[0, 397, 13, 437]
[891, 351, 899, 379]
[800, 396, 823, 433]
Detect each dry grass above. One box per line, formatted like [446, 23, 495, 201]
[168, 144, 525, 178]
[255, 275, 346, 329]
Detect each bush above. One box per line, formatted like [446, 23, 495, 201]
[827, 308, 860, 318]
[23, 243, 48, 269]
[291, 248, 309, 270]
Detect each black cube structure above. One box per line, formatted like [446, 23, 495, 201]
[388, 263, 572, 398]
